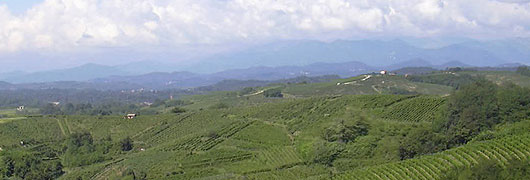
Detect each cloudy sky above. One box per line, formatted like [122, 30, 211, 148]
[1, 0, 530, 71]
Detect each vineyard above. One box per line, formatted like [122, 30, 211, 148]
[158, 120, 254, 151]
[137, 111, 236, 146]
[0, 116, 63, 147]
[333, 134, 530, 180]
[282, 75, 453, 97]
[350, 94, 417, 109]
[253, 146, 304, 170]
[1, 71, 529, 180]
[244, 165, 329, 180]
[381, 96, 446, 122]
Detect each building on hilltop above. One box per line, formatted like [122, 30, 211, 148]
[125, 114, 137, 119]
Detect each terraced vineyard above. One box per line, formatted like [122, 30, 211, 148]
[351, 94, 417, 109]
[381, 96, 446, 122]
[2, 72, 529, 180]
[158, 120, 254, 151]
[0, 116, 64, 146]
[334, 134, 530, 180]
[179, 149, 255, 169]
[137, 111, 236, 146]
[245, 165, 329, 180]
[254, 146, 304, 170]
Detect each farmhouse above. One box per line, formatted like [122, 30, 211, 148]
[380, 70, 388, 75]
[16, 106, 25, 111]
[125, 114, 137, 119]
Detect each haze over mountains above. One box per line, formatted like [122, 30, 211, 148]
[1, 38, 529, 89]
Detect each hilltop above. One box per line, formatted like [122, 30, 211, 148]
[0, 69, 529, 179]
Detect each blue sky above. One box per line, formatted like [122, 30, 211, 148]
[0, 0, 43, 14]
[0, 0, 529, 72]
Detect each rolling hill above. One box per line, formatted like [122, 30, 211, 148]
[1, 70, 528, 179]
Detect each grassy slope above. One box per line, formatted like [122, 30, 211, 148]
[0, 95, 441, 179]
[462, 71, 530, 88]
[0, 71, 528, 179]
[283, 75, 453, 97]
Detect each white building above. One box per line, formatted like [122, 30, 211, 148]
[126, 114, 137, 119]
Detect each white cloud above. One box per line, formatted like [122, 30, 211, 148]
[0, 0, 530, 53]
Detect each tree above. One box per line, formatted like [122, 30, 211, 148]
[63, 103, 75, 115]
[0, 150, 63, 179]
[209, 102, 229, 109]
[263, 88, 283, 98]
[439, 79, 499, 146]
[171, 107, 186, 114]
[40, 103, 63, 115]
[399, 126, 446, 160]
[120, 137, 133, 151]
[311, 141, 343, 166]
[496, 83, 530, 123]
[62, 132, 105, 167]
[239, 87, 255, 96]
[516, 66, 530, 77]
[322, 119, 369, 143]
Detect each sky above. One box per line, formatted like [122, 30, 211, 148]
[0, 0, 43, 14]
[1, 0, 530, 72]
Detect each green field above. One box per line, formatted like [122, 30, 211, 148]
[0, 71, 529, 179]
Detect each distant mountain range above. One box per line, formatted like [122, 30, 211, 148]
[0, 62, 185, 84]
[1, 38, 529, 89]
[183, 39, 529, 73]
[0, 59, 525, 91]
[88, 61, 374, 89]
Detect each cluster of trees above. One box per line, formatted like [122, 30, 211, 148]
[437, 80, 530, 146]
[516, 66, 530, 77]
[0, 150, 63, 179]
[209, 102, 230, 109]
[39, 102, 145, 116]
[399, 79, 530, 160]
[0, 88, 192, 108]
[62, 133, 133, 167]
[151, 99, 193, 108]
[322, 120, 369, 143]
[406, 73, 480, 88]
[0, 132, 134, 179]
[385, 87, 417, 95]
[195, 75, 339, 92]
[239, 87, 255, 96]
[122, 168, 147, 180]
[313, 118, 370, 166]
[263, 88, 283, 98]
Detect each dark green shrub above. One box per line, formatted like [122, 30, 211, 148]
[171, 107, 186, 114]
[263, 88, 283, 98]
[120, 137, 133, 151]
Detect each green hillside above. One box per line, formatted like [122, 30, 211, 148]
[0, 71, 529, 180]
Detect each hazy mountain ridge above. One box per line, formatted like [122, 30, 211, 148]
[186, 39, 526, 73]
[3, 38, 529, 84]
[1, 60, 525, 91]
[2, 64, 132, 83]
[2, 38, 529, 89]
[90, 61, 376, 89]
